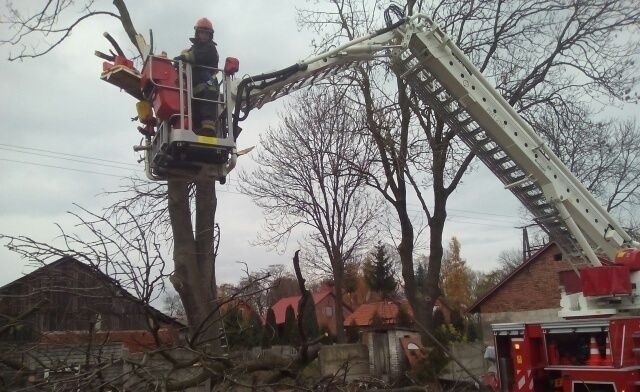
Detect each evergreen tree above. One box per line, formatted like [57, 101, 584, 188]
[247, 312, 263, 347]
[222, 307, 244, 349]
[221, 307, 263, 349]
[262, 307, 278, 348]
[282, 304, 299, 346]
[363, 243, 397, 299]
[301, 296, 320, 339]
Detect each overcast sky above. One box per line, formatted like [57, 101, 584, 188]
[0, 1, 532, 289]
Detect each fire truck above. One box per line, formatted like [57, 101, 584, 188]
[489, 318, 640, 392]
[98, 6, 640, 391]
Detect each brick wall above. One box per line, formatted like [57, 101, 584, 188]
[479, 244, 572, 313]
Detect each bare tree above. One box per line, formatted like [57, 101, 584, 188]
[533, 115, 640, 229]
[1, 0, 223, 350]
[0, 204, 317, 390]
[163, 290, 187, 321]
[298, 0, 640, 332]
[234, 264, 299, 315]
[240, 87, 379, 342]
[0, 0, 141, 61]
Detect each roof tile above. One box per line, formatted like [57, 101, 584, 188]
[343, 300, 413, 327]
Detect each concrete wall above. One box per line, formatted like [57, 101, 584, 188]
[253, 345, 298, 359]
[440, 342, 486, 382]
[318, 344, 369, 381]
[388, 331, 401, 375]
[363, 331, 375, 375]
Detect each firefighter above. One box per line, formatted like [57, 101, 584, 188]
[174, 18, 219, 135]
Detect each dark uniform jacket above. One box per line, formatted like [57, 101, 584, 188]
[186, 39, 219, 86]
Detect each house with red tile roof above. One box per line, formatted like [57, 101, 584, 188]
[344, 300, 413, 327]
[344, 299, 451, 328]
[269, 285, 353, 337]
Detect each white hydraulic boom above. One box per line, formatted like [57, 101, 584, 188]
[227, 11, 639, 317]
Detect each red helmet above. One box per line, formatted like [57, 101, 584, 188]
[194, 18, 214, 33]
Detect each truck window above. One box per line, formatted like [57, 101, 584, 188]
[573, 382, 615, 392]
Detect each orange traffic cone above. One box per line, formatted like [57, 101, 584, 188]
[601, 336, 613, 366]
[586, 337, 601, 366]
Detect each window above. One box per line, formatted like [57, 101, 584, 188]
[324, 306, 333, 317]
[573, 382, 614, 392]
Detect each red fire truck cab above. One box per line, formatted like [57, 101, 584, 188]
[491, 318, 640, 392]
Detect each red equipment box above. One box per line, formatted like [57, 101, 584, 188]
[140, 57, 181, 121]
[581, 266, 631, 297]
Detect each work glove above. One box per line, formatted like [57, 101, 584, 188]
[173, 54, 186, 62]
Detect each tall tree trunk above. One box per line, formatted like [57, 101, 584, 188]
[168, 178, 219, 350]
[424, 140, 449, 331]
[394, 75, 427, 331]
[397, 204, 425, 328]
[332, 249, 346, 343]
[358, 67, 426, 330]
[425, 213, 445, 330]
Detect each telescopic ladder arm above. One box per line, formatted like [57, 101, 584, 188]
[229, 14, 637, 265]
[391, 14, 637, 265]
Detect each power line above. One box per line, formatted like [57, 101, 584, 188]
[403, 211, 517, 229]
[1, 155, 521, 224]
[447, 218, 516, 228]
[0, 147, 138, 171]
[404, 202, 517, 219]
[0, 143, 139, 167]
[444, 212, 517, 224]
[2, 143, 521, 220]
[0, 158, 249, 197]
[403, 206, 517, 223]
[0, 158, 130, 179]
[448, 207, 517, 219]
